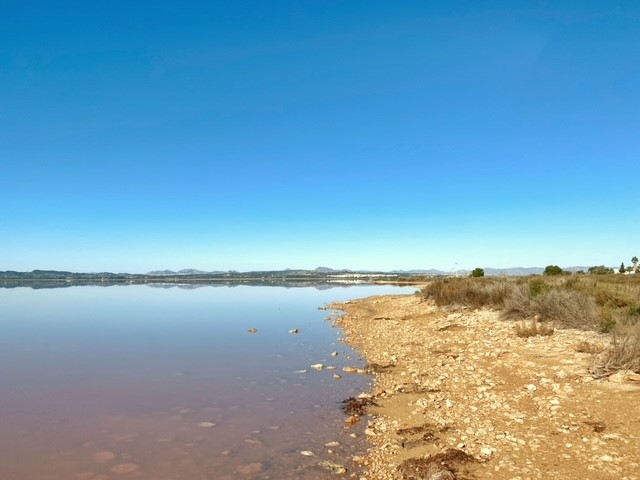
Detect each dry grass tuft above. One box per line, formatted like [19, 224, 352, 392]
[514, 321, 554, 338]
[593, 323, 640, 376]
[575, 340, 605, 355]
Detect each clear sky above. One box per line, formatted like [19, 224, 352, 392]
[1, 0, 639, 273]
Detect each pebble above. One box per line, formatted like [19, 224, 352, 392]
[481, 447, 493, 457]
[310, 363, 324, 370]
[289, 328, 300, 334]
[300, 450, 315, 456]
[247, 328, 257, 334]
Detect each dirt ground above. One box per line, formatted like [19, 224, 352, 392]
[330, 294, 640, 480]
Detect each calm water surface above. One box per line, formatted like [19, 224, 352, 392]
[0, 284, 414, 479]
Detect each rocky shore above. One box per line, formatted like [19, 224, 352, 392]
[331, 294, 640, 480]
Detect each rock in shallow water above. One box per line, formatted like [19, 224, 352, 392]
[318, 460, 347, 474]
[198, 421, 217, 428]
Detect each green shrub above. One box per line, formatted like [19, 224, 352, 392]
[470, 268, 484, 278]
[589, 265, 614, 275]
[544, 265, 563, 276]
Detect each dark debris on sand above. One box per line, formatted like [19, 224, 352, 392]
[398, 448, 476, 480]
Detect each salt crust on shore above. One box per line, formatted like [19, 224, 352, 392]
[331, 294, 640, 480]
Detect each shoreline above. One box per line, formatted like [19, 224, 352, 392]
[331, 293, 640, 480]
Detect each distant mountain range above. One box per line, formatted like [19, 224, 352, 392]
[1, 266, 597, 279]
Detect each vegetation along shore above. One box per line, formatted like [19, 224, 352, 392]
[331, 274, 640, 480]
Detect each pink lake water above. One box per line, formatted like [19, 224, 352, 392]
[0, 284, 413, 479]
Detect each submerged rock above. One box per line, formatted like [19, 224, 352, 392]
[198, 421, 217, 428]
[318, 460, 347, 474]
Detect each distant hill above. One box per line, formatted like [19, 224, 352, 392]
[147, 269, 225, 276]
[1, 265, 603, 281]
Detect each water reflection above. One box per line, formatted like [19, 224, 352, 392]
[0, 284, 414, 479]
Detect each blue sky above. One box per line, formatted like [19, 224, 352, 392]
[1, 0, 639, 273]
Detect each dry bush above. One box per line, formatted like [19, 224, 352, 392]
[502, 285, 598, 330]
[534, 289, 599, 329]
[502, 284, 534, 319]
[421, 278, 515, 309]
[514, 321, 554, 338]
[593, 323, 640, 375]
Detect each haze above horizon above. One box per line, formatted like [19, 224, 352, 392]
[2, 1, 638, 274]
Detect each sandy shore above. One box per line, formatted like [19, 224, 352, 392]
[331, 294, 640, 480]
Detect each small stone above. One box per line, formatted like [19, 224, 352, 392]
[525, 384, 537, 392]
[345, 416, 360, 425]
[310, 364, 324, 370]
[333, 374, 342, 379]
[236, 462, 263, 475]
[110, 463, 140, 474]
[300, 450, 315, 456]
[343, 366, 358, 373]
[247, 328, 258, 334]
[289, 328, 300, 334]
[480, 447, 493, 457]
[599, 454, 614, 462]
[331, 351, 339, 356]
[325, 441, 341, 447]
